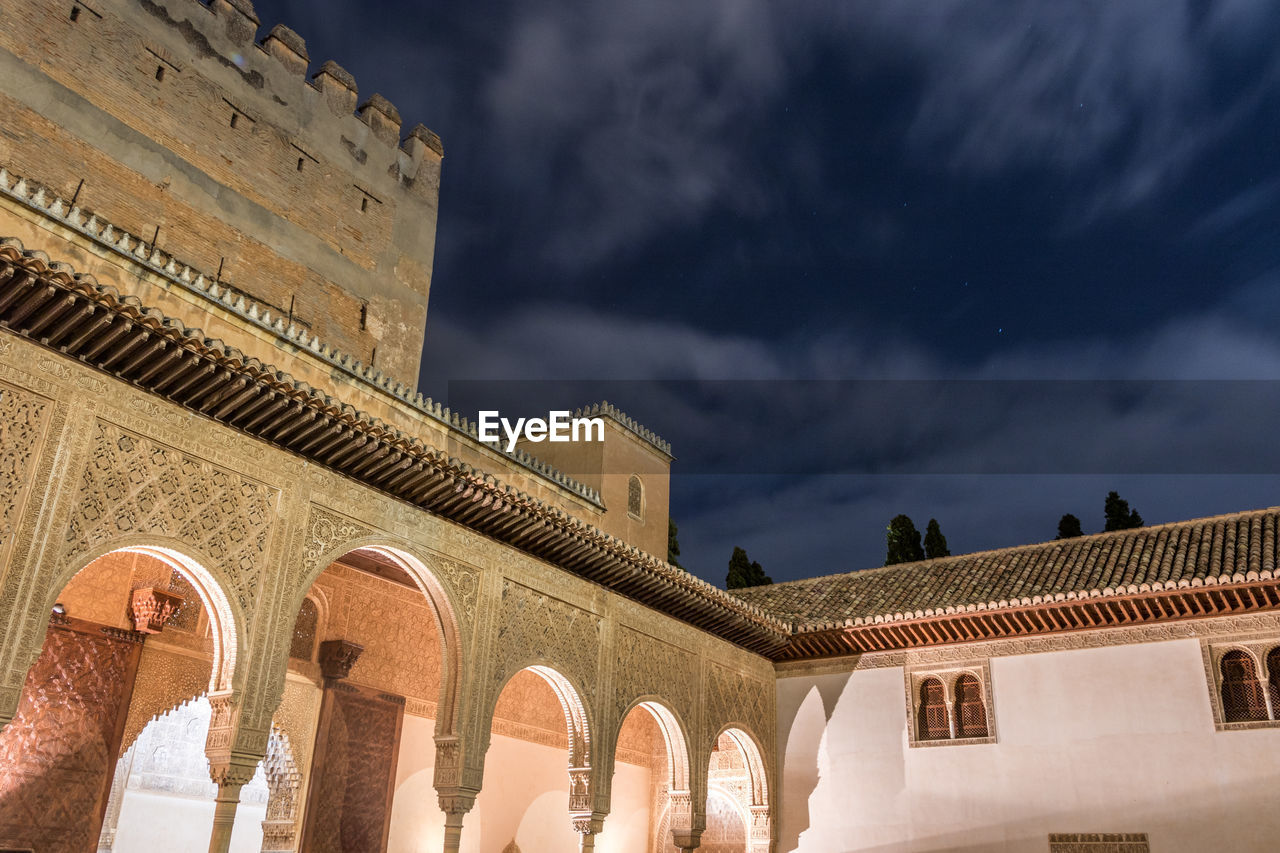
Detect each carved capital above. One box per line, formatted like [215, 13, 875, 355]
[318, 638, 364, 681]
[130, 586, 184, 633]
[750, 804, 773, 850]
[572, 813, 606, 836]
[436, 788, 478, 817]
[672, 829, 703, 853]
[667, 790, 701, 834]
[208, 760, 259, 789]
[259, 819, 297, 852]
[204, 691, 266, 786]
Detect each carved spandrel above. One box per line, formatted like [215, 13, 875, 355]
[64, 420, 277, 611]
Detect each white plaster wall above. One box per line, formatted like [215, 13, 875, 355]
[777, 637, 1280, 853]
[388, 713, 477, 853]
[113, 791, 265, 853]
[471, 733, 652, 853]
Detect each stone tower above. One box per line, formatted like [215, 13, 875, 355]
[0, 0, 442, 385]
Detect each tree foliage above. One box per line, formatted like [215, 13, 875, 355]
[923, 518, 950, 559]
[1103, 491, 1143, 531]
[726, 546, 772, 589]
[1056, 513, 1084, 539]
[885, 514, 925, 566]
[668, 518, 682, 568]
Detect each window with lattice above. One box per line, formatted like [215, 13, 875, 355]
[917, 678, 949, 740]
[1220, 651, 1266, 722]
[289, 598, 319, 661]
[627, 475, 643, 519]
[906, 660, 997, 746]
[1203, 638, 1280, 730]
[954, 674, 989, 738]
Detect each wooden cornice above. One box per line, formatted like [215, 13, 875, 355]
[776, 578, 1280, 660]
[0, 239, 791, 655]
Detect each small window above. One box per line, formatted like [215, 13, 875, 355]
[290, 598, 319, 661]
[627, 475, 643, 519]
[155, 65, 165, 82]
[917, 678, 950, 741]
[907, 661, 996, 746]
[69, 5, 80, 20]
[297, 157, 304, 172]
[360, 196, 369, 212]
[954, 674, 989, 738]
[230, 112, 239, 129]
[1220, 650, 1267, 723]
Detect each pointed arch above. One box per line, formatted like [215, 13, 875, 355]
[52, 537, 242, 694]
[487, 663, 597, 829]
[621, 699, 692, 796]
[293, 539, 465, 737]
[712, 726, 769, 809]
[709, 725, 772, 853]
[525, 665, 592, 772]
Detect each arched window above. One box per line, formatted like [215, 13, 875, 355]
[627, 474, 643, 519]
[917, 677, 950, 740]
[953, 674, 989, 738]
[1220, 650, 1267, 723]
[289, 597, 318, 661]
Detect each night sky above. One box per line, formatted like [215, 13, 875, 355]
[252, 0, 1280, 585]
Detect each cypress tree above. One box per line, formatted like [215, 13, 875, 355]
[668, 518, 683, 568]
[885, 515, 925, 565]
[1103, 491, 1143, 531]
[726, 546, 772, 589]
[924, 518, 950, 559]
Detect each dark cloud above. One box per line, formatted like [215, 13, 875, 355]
[250, 0, 1280, 585]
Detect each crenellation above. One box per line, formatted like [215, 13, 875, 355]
[260, 24, 307, 76]
[310, 59, 358, 116]
[207, 0, 258, 44]
[358, 94, 403, 147]
[2, 0, 444, 384]
[403, 123, 445, 158]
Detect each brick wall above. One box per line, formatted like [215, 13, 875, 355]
[0, 0, 442, 383]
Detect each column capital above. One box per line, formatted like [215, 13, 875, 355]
[129, 586, 184, 633]
[317, 638, 364, 681]
[672, 828, 703, 853]
[437, 787, 479, 816]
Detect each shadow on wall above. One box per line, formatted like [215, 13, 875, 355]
[780, 669, 1280, 852]
[778, 673, 856, 852]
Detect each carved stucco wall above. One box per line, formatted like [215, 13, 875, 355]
[0, 377, 52, 575]
[0, 372, 61, 719]
[121, 645, 214, 751]
[64, 419, 277, 613]
[483, 580, 602, 738]
[0, 331, 779, 840]
[313, 563, 440, 705]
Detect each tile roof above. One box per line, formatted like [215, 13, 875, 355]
[732, 507, 1280, 629]
[0, 238, 791, 654]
